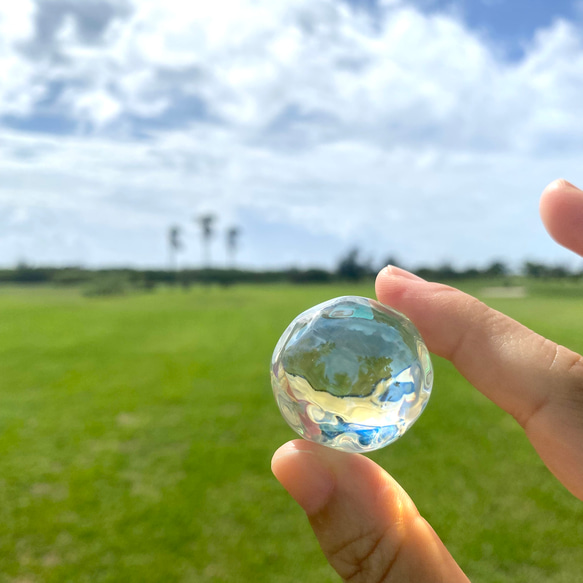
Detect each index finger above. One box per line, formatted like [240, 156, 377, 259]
[375, 267, 583, 500]
[540, 179, 583, 255]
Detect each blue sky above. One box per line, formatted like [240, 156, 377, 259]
[2, 0, 583, 271]
[408, 0, 580, 44]
[348, 0, 583, 66]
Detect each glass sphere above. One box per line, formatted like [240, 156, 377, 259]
[270, 296, 433, 453]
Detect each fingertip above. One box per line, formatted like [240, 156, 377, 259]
[541, 178, 579, 196]
[540, 179, 570, 220]
[540, 178, 581, 215]
[271, 440, 336, 516]
[378, 265, 425, 281]
[375, 266, 427, 305]
[539, 179, 583, 255]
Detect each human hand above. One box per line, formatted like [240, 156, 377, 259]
[271, 179, 583, 582]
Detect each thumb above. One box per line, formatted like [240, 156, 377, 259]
[272, 440, 470, 583]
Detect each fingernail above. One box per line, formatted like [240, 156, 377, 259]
[549, 178, 582, 193]
[382, 265, 426, 282]
[561, 179, 582, 192]
[272, 441, 335, 516]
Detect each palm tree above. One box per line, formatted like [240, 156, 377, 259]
[226, 226, 241, 268]
[196, 214, 216, 268]
[168, 225, 183, 271]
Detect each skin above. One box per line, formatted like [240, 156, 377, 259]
[272, 178, 583, 582]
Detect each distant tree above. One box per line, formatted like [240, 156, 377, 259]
[337, 248, 369, 281]
[227, 226, 241, 268]
[484, 260, 509, 278]
[434, 263, 458, 280]
[460, 267, 480, 279]
[196, 214, 216, 268]
[168, 225, 183, 271]
[549, 265, 571, 278]
[414, 266, 434, 280]
[524, 261, 547, 278]
[524, 261, 573, 279]
[287, 268, 333, 284]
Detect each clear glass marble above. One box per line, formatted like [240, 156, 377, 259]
[271, 296, 433, 453]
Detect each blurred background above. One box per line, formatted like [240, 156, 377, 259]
[1, 1, 583, 582]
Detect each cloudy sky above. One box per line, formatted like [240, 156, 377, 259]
[2, 0, 583, 271]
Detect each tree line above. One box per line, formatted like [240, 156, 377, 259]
[1, 247, 581, 296]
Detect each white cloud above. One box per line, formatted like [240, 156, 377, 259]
[0, 1, 36, 44]
[2, 0, 583, 268]
[0, 1, 44, 116]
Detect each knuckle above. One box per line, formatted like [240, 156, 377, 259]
[560, 348, 583, 408]
[563, 349, 583, 381]
[328, 526, 404, 583]
[522, 343, 583, 431]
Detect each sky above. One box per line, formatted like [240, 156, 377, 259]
[2, 0, 583, 271]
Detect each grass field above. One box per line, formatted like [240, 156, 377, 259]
[0, 282, 582, 582]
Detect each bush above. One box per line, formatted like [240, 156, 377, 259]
[82, 274, 134, 297]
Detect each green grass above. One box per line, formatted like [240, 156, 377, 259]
[0, 283, 582, 582]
